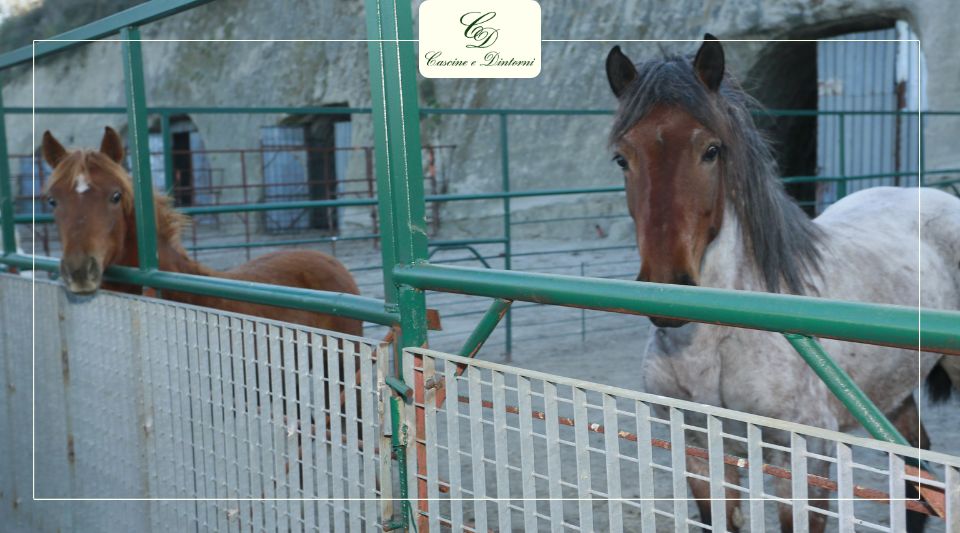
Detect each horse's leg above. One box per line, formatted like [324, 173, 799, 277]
[685, 456, 744, 531]
[685, 455, 714, 530]
[770, 447, 829, 533]
[889, 395, 930, 533]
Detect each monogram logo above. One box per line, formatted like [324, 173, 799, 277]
[460, 11, 499, 49]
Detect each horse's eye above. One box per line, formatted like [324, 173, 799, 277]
[702, 144, 721, 163]
[47, 197, 57, 208]
[110, 191, 122, 204]
[613, 154, 628, 170]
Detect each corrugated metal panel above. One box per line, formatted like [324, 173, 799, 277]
[261, 125, 310, 232]
[816, 24, 925, 212]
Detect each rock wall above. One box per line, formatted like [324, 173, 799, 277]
[2, 0, 956, 240]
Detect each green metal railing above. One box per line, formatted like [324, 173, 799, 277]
[1, 1, 959, 529]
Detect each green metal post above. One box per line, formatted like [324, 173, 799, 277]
[919, 112, 925, 187]
[784, 334, 910, 446]
[120, 26, 159, 271]
[0, 80, 17, 257]
[365, 0, 429, 351]
[366, 0, 428, 529]
[836, 113, 847, 199]
[160, 112, 175, 194]
[499, 113, 513, 360]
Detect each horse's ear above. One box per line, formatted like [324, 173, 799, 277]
[99, 126, 125, 164]
[693, 33, 725, 92]
[41, 131, 68, 168]
[606, 45, 638, 98]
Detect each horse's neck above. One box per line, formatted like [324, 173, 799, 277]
[698, 205, 764, 292]
[116, 208, 213, 278]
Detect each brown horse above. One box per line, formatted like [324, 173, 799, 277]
[41, 126, 363, 337]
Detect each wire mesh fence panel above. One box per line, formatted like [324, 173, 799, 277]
[402, 347, 960, 533]
[0, 274, 388, 532]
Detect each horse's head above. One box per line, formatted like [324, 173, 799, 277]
[42, 127, 134, 295]
[606, 35, 729, 327]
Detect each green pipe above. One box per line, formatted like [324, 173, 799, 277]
[121, 26, 159, 272]
[160, 114, 175, 194]
[499, 113, 514, 359]
[920, 113, 926, 187]
[427, 245, 491, 269]
[0, 106, 371, 115]
[459, 298, 512, 359]
[366, 0, 429, 354]
[0, 82, 16, 256]
[837, 114, 847, 199]
[393, 264, 960, 355]
[0, 0, 216, 69]
[8, 106, 960, 117]
[385, 376, 413, 402]
[780, 168, 960, 184]
[16, 167, 960, 226]
[388, 395, 412, 531]
[784, 334, 909, 445]
[187, 233, 380, 252]
[0, 253, 398, 326]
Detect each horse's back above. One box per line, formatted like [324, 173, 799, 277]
[227, 249, 360, 295]
[817, 186, 960, 250]
[219, 249, 364, 335]
[815, 187, 960, 305]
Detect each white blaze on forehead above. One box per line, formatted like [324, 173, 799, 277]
[690, 128, 704, 144]
[75, 173, 90, 194]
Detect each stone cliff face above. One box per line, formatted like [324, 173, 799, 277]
[3, 0, 956, 238]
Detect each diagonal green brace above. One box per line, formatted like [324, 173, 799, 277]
[784, 333, 909, 446]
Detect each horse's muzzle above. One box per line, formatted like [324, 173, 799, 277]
[637, 271, 697, 328]
[60, 255, 102, 295]
[650, 316, 690, 328]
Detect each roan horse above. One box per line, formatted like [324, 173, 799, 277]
[606, 35, 960, 532]
[40, 127, 362, 336]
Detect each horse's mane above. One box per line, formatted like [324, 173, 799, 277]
[609, 55, 822, 294]
[45, 150, 191, 250]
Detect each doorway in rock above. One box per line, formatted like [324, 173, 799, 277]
[261, 108, 351, 233]
[748, 18, 925, 216]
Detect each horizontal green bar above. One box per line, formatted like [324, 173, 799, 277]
[9, 106, 960, 117]
[2, 107, 128, 114]
[1, 106, 372, 115]
[12, 187, 626, 223]
[0, 0, 216, 70]
[782, 168, 960, 184]
[16, 169, 959, 226]
[187, 234, 380, 252]
[1, 253, 398, 326]
[430, 238, 507, 247]
[394, 264, 960, 355]
[185, 235, 504, 252]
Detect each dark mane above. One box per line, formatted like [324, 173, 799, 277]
[609, 54, 822, 294]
